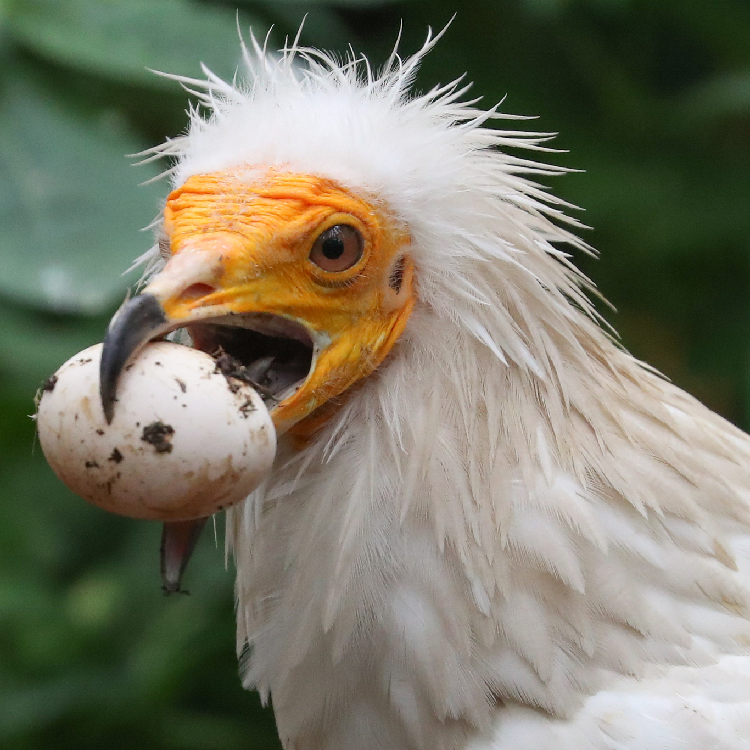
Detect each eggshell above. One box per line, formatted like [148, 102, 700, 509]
[37, 342, 276, 521]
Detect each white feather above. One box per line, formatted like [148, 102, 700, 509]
[143, 27, 750, 750]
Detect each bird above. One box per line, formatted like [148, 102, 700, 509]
[98, 25, 750, 750]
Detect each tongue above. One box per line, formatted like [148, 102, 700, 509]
[160, 518, 209, 594]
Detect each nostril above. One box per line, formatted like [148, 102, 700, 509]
[179, 283, 216, 302]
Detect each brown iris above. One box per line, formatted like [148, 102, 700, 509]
[309, 224, 363, 272]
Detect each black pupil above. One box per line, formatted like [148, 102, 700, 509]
[321, 229, 345, 260]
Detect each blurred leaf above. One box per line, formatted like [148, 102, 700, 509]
[7, 0, 263, 87]
[66, 571, 125, 630]
[0, 671, 117, 738]
[563, 147, 750, 256]
[0, 301, 110, 393]
[666, 0, 750, 68]
[0, 58, 163, 313]
[678, 70, 750, 122]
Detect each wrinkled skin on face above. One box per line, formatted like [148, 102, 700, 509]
[148, 168, 415, 433]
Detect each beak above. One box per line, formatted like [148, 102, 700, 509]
[100, 293, 170, 424]
[98, 233, 313, 593]
[160, 518, 208, 595]
[100, 291, 210, 594]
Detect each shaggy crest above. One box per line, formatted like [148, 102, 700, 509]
[143, 26, 597, 375]
[141, 28, 750, 750]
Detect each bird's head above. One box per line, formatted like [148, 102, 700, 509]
[101, 167, 414, 436]
[99, 32, 456, 440]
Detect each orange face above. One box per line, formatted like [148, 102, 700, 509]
[144, 168, 414, 434]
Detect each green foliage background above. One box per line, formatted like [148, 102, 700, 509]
[1, 1, 748, 747]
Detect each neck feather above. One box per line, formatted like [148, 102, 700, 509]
[227, 296, 750, 750]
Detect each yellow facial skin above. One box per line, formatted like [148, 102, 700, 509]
[147, 169, 414, 435]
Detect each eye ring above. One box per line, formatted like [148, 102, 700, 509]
[309, 224, 363, 273]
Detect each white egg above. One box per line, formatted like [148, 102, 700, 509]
[36, 342, 276, 521]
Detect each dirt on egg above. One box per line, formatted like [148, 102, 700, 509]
[36, 342, 277, 521]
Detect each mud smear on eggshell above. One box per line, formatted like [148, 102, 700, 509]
[141, 422, 175, 454]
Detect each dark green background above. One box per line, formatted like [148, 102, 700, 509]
[2, 1, 748, 747]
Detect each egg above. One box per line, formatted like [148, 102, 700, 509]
[36, 341, 276, 521]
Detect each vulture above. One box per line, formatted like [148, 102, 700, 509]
[98, 27, 750, 750]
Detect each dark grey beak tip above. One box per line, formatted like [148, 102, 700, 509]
[99, 293, 169, 423]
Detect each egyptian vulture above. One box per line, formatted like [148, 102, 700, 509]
[98, 28, 750, 750]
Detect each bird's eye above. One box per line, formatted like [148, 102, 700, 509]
[309, 225, 363, 272]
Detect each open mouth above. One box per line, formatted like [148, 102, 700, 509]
[184, 314, 315, 407]
[98, 293, 318, 425]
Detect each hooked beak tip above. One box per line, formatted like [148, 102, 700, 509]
[99, 293, 169, 423]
